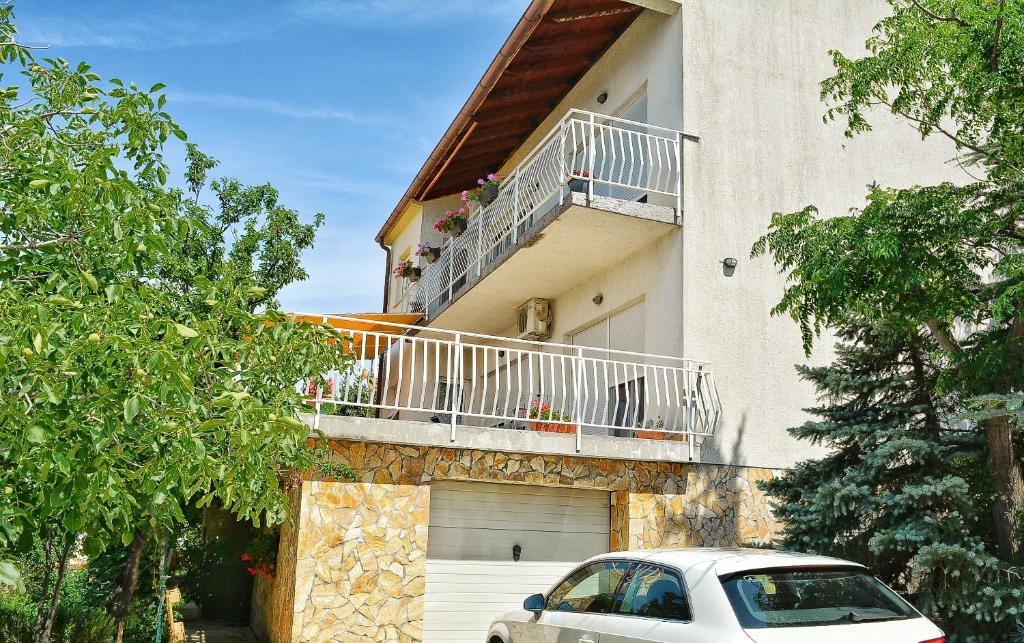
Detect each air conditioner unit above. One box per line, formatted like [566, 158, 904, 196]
[516, 298, 552, 340]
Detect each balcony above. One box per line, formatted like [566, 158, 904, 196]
[394, 109, 684, 325]
[301, 316, 720, 461]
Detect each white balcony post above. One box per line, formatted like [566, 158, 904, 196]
[475, 207, 484, 278]
[314, 378, 323, 430]
[674, 130, 683, 223]
[587, 112, 596, 203]
[450, 333, 462, 442]
[572, 346, 583, 453]
[558, 119, 569, 206]
[512, 171, 520, 245]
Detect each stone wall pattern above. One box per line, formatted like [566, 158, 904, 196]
[251, 439, 782, 642]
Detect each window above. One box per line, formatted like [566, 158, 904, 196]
[720, 567, 919, 629]
[546, 561, 630, 614]
[617, 564, 691, 621]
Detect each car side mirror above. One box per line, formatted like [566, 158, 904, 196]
[523, 593, 545, 615]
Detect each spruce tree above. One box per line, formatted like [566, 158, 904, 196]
[763, 321, 1022, 641]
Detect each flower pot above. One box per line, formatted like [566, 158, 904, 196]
[634, 429, 666, 440]
[529, 421, 576, 434]
[423, 246, 441, 263]
[568, 178, 588, 193]
[478, 183, 499, 207]
[408, 267, 422, 282]
[449, 218, 468, 237]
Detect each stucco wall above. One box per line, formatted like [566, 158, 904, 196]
[677, 0, 966, 468]
[264, 438, 780, 642]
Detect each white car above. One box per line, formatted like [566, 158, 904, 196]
[485, 548, 946, 643]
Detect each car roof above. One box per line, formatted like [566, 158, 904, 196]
[593, 547, 865, 578]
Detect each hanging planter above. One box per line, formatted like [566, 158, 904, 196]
[434, 207, 470, 237]
[462, 172, 504, 208]
[393, 259, 421, 281]
[416, 243, 442, 264]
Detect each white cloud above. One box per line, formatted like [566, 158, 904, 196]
[18, 13, 272, 50]
[168, 90, 399, 126]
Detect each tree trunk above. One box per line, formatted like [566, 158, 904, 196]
[109, 530, 149, 643]
[37, 536, 73, 643]
[33, 527, 54, 639]
[987, 414, 1024, 559]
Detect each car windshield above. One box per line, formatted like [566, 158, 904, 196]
[720, 567, 919, 629]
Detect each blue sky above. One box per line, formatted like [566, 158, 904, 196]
[15, 0, 525, 313]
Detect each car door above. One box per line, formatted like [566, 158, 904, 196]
[520, 560, 631, 643]
[593, 563, 694, 643]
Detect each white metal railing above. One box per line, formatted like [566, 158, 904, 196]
[299, 315, 719, 460]
[412, 109, 683, 318]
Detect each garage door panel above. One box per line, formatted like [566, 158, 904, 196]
[424, 481, 610, 643]
[428, 527, 609, 561]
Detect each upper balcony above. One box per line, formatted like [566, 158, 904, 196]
[393, 109, 685, 328]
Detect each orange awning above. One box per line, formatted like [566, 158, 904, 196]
[287, 312, 422, 360]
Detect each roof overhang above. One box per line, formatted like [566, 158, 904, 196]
[375, 0, 645, 244]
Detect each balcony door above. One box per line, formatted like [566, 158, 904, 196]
[570, 302, 646, 436]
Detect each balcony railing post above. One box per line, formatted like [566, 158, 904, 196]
[450, 333, 462, 442]
[314, 379, 323, 430]
[512, 172, 520, 245]
[587, 112, 596, 204]
[675, 130, 683, 223]
[559, 119, 569, 206]
[475, 207, 484, 278]
[572, 346, 583, 453]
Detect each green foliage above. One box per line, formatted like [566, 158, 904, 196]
[161, 144, 325, 312]
[0, 564, 117, 643]
[763, 321, 1020, 640]
[311, 443, 358, 481]
[753, 3, 1024, 638]
[751, 0, 1024, 566]
[0, 0, 351, 598]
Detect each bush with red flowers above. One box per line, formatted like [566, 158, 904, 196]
[241, 531, 279, 579]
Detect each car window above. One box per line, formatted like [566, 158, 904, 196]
[720, 567, 919, 629]
[616, 563, 692, 621]
[546, 561, 631, 614]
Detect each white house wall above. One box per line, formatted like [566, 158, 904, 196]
[679, 0, 967, 468]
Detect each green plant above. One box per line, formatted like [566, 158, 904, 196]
[312, 444, 358, 481]
[241, 531, 279, 579]
[527, 400, 571, 423]
[0, 5, 348, 638]
[751, 0, 1024, 565]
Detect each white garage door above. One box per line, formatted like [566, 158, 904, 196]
[423, 480, 611, 642]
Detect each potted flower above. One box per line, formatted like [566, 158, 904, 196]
[434, 206, 470, 237]
[416, 242, 441, 264]
[393, 259, 421, 282]
[476, 172, 503, 207]
[635, 417, 667, 440]
[568, 170, 592, 193]
[305, 376, 334, 407]
[528, 400, 575, 434]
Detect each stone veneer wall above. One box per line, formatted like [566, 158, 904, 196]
[252, 439, 781, 642]
[251, 487, 301, 643]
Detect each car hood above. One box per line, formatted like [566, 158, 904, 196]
[744, 618, 944, 643]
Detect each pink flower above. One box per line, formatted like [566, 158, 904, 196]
[477, 178, 485, 185]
